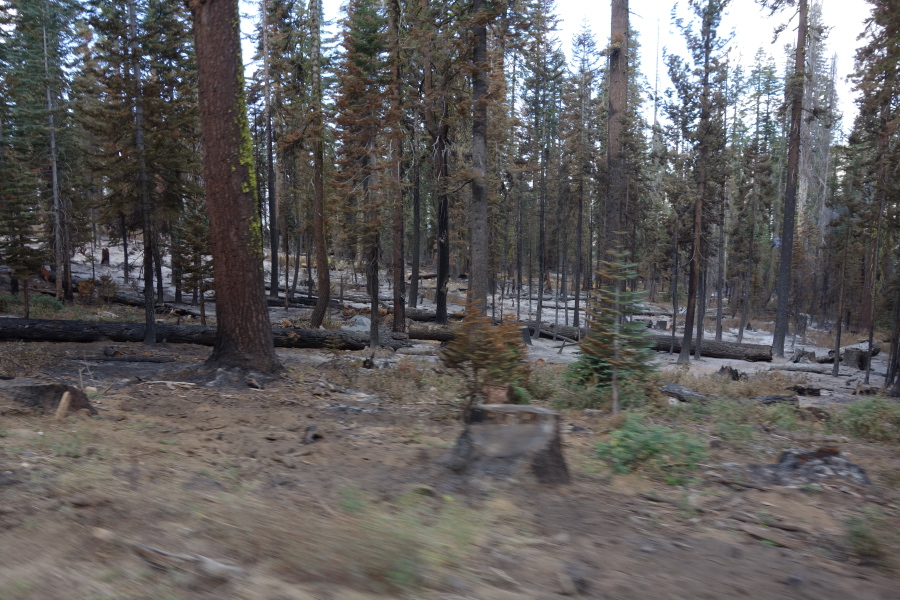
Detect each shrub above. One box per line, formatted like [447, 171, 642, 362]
[0, 292, 24, 313]
[845, 509, 891, 564]
[31, 294, 63, 316]
[836, 398, 900, 442]
[595, 416, 707, 485]
[439, 299, 530, 407]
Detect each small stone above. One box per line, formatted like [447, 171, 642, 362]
[552, 532, 571, 544]
[709, 437, 724, 449]
[582, 409, 604, 417]
[265, 432, 279, 441]
[557, 570, 578, 595]
[277, 456, 297, 469]
[639, 545, 656, 553]
[783, 573, 804, 586]
[444, 574, 470, 593]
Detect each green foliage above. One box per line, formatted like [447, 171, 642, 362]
[0, 293, 24, 313]
[567, 249, 656, 412]
[509, 385, 532, 405]
[439, 299, 530, 403]
[595, 416, 707, 485]
[845, 509, 891, 564]
[836, 398, 900, 442]
[30, 295, 64, 316]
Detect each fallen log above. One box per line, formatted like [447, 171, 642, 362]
[0, 318, 408, 350]
[647, 334, 772, 362]
[67, 356, 176, 363]
[769, 364, 852, 376]
[408, 323, 457, 342]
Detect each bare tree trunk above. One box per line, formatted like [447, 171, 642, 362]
[41, 17, 63, 304]
[261, 0, 278, 298]
[772, 0, 807, 357]
[608, 0, 628, 235]
[408, 155, 421, 309]
[470, 0, 489, 316]
[309, 0, 330, 328]
[127, 0, 156, 345]
[191, 0, 281, 373]
[388, 0, 406, 331]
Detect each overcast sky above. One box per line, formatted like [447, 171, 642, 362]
[241, 0, 873, 134]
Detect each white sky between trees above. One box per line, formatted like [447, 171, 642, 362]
[239, 0, 872, 135]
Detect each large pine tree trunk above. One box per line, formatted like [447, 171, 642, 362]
[191, 0, 281, 373]
[772, 0, 807, 357]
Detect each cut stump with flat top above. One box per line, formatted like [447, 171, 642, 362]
[439, 404, 570, 485]
[0, 378, 95, 416]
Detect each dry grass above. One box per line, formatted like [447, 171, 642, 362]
[663, 369, 796, 399]
[197, 489, 480, 594]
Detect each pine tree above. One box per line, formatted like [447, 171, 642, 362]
[568, 248, 655, 414]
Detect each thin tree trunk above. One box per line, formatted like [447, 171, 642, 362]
[262, 0, 278, 297]
[309, 0, 329, 326]
[41, 17, 63, 304]
[388, 0, 405, 331]
[408, 154, 421, 309]
[470, 0, 489, 316]
[127, 0, 156, 345]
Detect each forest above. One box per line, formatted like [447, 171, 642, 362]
[0, 0, 898, 391]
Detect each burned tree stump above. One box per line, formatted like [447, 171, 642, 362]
[439, 405, 570, 485]
[0, 379, 95, 416]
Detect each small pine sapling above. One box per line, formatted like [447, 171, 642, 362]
[568, 248, 655, 413]
[439, 298, 530, 417]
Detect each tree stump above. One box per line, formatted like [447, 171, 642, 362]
[439, 405, 570, 485]
[101, 248, 110, 265]
[0, 379, 95, 416]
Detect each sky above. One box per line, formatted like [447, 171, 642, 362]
[240, 0, 874, 134]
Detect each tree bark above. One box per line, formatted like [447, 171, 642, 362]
[191, 0, 282, 373]
[608, 0, 628, 235]
[388, 0, 406, 331]
[127, 0, 156, 345]
[261, 0, 278, 298]
[772, 0, 807, 357]
[309, 0, 330, 328]
[470, 0, 489, 316]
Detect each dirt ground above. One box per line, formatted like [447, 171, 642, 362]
[1, 340, 899, 600]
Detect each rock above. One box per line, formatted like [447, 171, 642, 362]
[557, 570, 578, 596]
[738, 523, 800, 549]
[709, 437, 724, 449]
[438, 405, 570, 485]
[658, 383, 712, 403]
[582, 409, 604, 417]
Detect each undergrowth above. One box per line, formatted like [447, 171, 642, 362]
[595, 415, 707, 485]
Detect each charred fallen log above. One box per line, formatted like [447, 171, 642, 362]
[647, 334, 772, 362]
[0, 318, 408, 350]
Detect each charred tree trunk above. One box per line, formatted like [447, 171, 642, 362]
[309, 0, 330, 328]
[772, 0, 807, 357]
[470, 0, 489, 316]
[191, 0, 281, 373]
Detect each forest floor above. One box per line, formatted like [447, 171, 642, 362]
[1, 242, 898, 598]
[1, 330, 899, 599]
